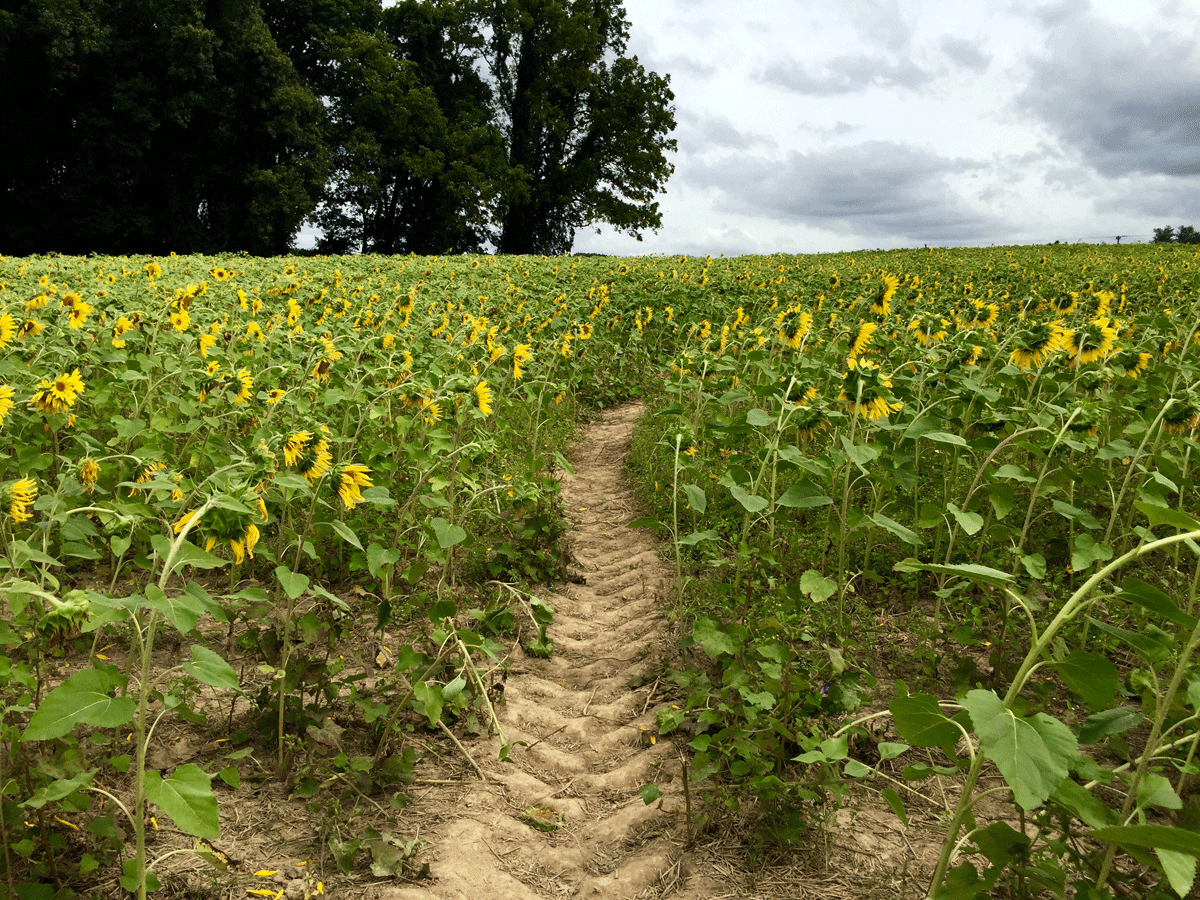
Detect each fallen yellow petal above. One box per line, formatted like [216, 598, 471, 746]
[254, 870, 278, 877]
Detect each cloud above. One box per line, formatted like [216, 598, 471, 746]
[686, 141, 1001, 245]
[937, 35, 991, 72]
[757, 54, 937, 96]
[678, 111, 776, 154]
[1018, 11, 1200, 178]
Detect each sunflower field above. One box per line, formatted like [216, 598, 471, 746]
[2, 243, 1200, 898]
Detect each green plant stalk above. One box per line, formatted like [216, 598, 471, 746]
[1101, 400, 1173, 547]
[926, 527, 1200, 897]
[671, 434, 683, 606]
[835, 381, 866, 637]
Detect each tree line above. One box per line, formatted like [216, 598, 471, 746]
[1152, 226, 1200, 244]
[0, 0, 676, 256]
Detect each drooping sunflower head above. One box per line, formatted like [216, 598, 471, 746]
[283, 431, 313, 467]
[907, 314, 948, 347]
[297, 436, 332, 484]
[78, 458, 101, 493]
[1164, 394, 1200, 436]
[0, 313, 15, 349]
[838, 359, 903, 420]
[336, 464, 373, 510]
[847, 321, 878, 362]
[869, 273, 900, 317]
[1008, 322, 1065, 370]
[775, 307, 813, 349]
[3, 476, 38, 523]
[475, 380, 494, 417]
[1114, 348, 1152, 379]
[1063, 317, 1117, 366]
[0, 385, 15, 425]
[29, 369, 85, 414]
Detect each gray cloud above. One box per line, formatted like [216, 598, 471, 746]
[758, 55, 937, 96]
[937, 35, 991, 72]
[680, 111, 776, 153]
[1018, 12, 1200, 178]
[686, 142, 1002, 245]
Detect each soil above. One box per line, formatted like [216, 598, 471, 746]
[66, 402, 946, 899]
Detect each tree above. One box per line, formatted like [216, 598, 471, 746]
[1, 0, 328, 255]
[482, 0, 676, 255]
[1153, 226, 1177, 243]
[1176, 225, 1200, 245]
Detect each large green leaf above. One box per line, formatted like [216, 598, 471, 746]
[1078, 706, 1143, 745]
[25, 668, 135, 741]
[182, 645, 239, 691]
[728, 484, 769, 513]
[23, 769, 96, 809]
[274, 566, 310, 601]
[890, 693, 960, 748]
[893, 558, 1013, 588]
[150, 533, 228, 573]
[144, 583, 205, 634]
[1134, 501, 1200, 532]
[946, 503, 984, 536]
[431, 517, 468, 549]
[776, 480, 832, 509]
[330, 520, 362, 550]
[871, 513, 924, 546]
[145, 765, 220, 840]
[1090, 824, 1200, 857]
[961, 689, 1076, 811]
[682, 483, 706, 514]
[1120, 578, 1198, 629]
[1053, 649, 1117, 712]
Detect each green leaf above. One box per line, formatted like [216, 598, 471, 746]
[1089, 618, 1172, 665]
[799, 569, 838, 603]
[1137, 772, 1182, 812]
[678, 529, 720, 546]
[1052, 778, 1113, 829]
[1078, 707, 1143, 745]
[1120, 578, 1198, 629]
[145, 765, 220, 840]
[1071, 533, 1114, 572]
[1020, 553, 1047, 580]
[150, 533, 227, 572]
[1054, 649, 1117, 712]
[971, 822, 1031, 867]
[994, 463, 1036, 483]
[182, 645, 239, 692]
[882, 788, 909, 825]
[1135, 500, 1200, 532]
[871, 513, 924, 546]
[682, 483, 706, 514]
[746, 408, 774, 427]
[1157, 849, 1197, 898]
[330, 520, 362, 550]
[921, 430, 968, 447]
[366, 543, 402, 579]
[25, 668, 135, 740]
[23, 769, 96, 809]
[144, 584, 205, 634]
[890, 693, 960, 748]
[442, 674, 467, 702]
[693, 617, 739, 658]
[961, 689, 1077, 811]
[776, 480, 832, 509]
[1051, 500, 1101, 530]
[274, 566, 310, 601]
[1090, 824, 1200, 857]
[639, 784, 663, 805]
[728, 484, 769, 513]
[878, 742, 910, 761]
[989, 483, 1015, 519]
[841, 436, 880, 473]
[947, 503, 984, 536]
[412, 681, 443, 728]
[431, 517, 468, 549]
[893, 559, 1011, 587]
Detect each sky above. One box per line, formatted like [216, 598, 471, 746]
[568, 0, 1200, 257]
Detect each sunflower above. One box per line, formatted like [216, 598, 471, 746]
[5, 477, 37, 523]
[1062, 317, 1117, 366]
[838, 359, 903, 420]
[513, 344, 533, 379]
[869, 273, 899, 317]
[17, 319, 44, 340]
[199, 333, 217, 357]
[1049, 292, 1078, 316]
[775, 307, 813, 349]
[0, 385, 14, 425]
[209, 267, 231, 281]
[907, 314, 949, 347]
[283, 432, 313, 467]
[78, 458, 101, 493]
[66, 299, 94, 330]
[311, 358, 333, 382]
[336, 464, 373, 509]
[170, 304, 190, 332]
[145, 262, 162, 279]
[847, 321, 877, 363]
[783, 379, 818, 406]
[957, 300, 999, 330]
[790, 404, 827, 440]
[475, 380, 494, 416]
[1164, 396, 1200, 435]
[297, 436, 332, 484]
[29, 368, 85, 414]
[232, 369, 254, 404]
[0, 313, 14, 348]
[1114, 348, 1152, 378]
[174, 502, 261, 564]
[266, 389, 287, 404]
[1008, 323, 1065, 369]
[112, 316, 136, 348]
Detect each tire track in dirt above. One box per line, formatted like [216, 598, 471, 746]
[385, 403, 698, 900]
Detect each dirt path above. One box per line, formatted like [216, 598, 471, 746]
[381, 402, 718, 900]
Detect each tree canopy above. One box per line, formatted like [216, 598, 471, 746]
[1, 0, 675, 255]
